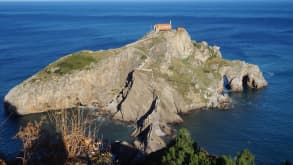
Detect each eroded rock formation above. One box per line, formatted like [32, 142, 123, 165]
[4, 29, 267, 153]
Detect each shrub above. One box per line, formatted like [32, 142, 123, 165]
[162, 128, 196, 165]
[14, 121, 42, 163]
[198, 151, 212, 165]
[236, 149, 255, 165]
[161, 128, 256, 165]
[48, 108, 112, 163]
[217, 155, 236, 165]
[15, 108, 113, 164]
[14, 120, 67, 164]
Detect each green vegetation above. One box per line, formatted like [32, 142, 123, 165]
[236, 149, 255, 165]
[206, 56, 230, 68]
[150, 34, 165, 47]
[159, 56, 224, 103]
[208, 47, 217, 58]
[205, 57, 245, 76]
[217, 155, 235, 165]
[27, 50, 116, 83]
[25, 43, 153, 85]
[162, 128, 213, 165]
[163, 58, 197, 103]
[161, 128, 255, 165]
[193, 41, 201, 49]
[162, 128, 197, 165]
[51, 52, 97, 75]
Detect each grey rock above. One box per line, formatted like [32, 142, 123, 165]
[4, 29, 268, 153]
[5, 29, 267, 117]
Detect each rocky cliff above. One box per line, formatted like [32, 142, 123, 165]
[4, 29, 267, 153]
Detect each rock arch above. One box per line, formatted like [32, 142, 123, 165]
[242, 75, 249, 90]
[223, 75, 231, 90]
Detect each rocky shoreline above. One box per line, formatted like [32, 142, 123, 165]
[4, 29, 267, 154]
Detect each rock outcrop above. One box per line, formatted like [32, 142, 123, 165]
[4, 29, 267, 153]
[4, 29, 268, 118]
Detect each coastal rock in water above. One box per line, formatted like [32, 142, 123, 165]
[130, 95, 172, 153]
[222, 61, 268, 91]
[4, 29, 267, 122]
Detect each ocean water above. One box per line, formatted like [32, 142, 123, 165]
[0, 1, 293, 164]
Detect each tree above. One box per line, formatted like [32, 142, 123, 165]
[161, 128, 255, 165]
[236, 149, 255, 165]
[162, 128, 196, 165]
[217, 155, 236, 165]
[198, 151, 212, 165]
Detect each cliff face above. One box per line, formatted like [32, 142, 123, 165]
[4, 29, 267, 152]
[5, 29, 267, 118]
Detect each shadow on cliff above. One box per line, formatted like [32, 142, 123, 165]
[111, 141, 144, 165]
[3, 101, 20, 117]
[14, 124, 67, 165]
[136, 95, 158, 131]
[116, 70, 135, 119]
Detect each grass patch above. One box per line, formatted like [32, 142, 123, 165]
[159, 56, 226, 103]
[53, 52, 97, 75]
[162, 58, 197, 102]
[149, 36, 165, 48]
[27, 50, 115, 83]
[208, 47, 216, 57]
[206, 56, 230, 68]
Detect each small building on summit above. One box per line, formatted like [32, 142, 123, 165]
[153, 20, 172, 32]
[176, 27, 185, 31]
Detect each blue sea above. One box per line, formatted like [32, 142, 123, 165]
[0, 1, 293, 164]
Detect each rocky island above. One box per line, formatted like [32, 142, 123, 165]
[4, 29, 267, 153]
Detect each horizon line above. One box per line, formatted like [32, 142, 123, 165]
[0, 0, 291, 2]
